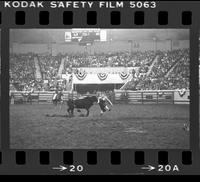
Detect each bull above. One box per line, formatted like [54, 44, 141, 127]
[67, 95, 98, 117]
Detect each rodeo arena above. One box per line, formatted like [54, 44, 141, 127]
[9, 29, 190, 149]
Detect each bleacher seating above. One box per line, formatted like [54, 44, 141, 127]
[10, 48, 189, 92]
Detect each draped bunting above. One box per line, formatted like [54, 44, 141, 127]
[119, 72, 130, 80]
[74, 69, 132, 82]
[74, 70, 87, 80]
[97, 73, 108, 81]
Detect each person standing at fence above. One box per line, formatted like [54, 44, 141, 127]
[52, 90, 58, 106]
[52, 89, 64, 107]
[10, 91, 14, 105]
[21, 88, 34, 104]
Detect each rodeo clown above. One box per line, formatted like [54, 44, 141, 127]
[97, 93, 113, 115]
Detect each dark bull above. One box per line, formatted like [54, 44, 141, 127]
[67, 96, 101, 117]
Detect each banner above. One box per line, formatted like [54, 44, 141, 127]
[73, 67, 137, 74]
[97, 73, 108, 81]
[72, 68, 135, 84]
[74, 69, 87, 80]
[119, 72, 130, 80]
[174, 90, 190, 104]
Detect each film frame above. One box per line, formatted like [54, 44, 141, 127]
[0, 0, 199, 175]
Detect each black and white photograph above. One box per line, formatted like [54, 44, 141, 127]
[9, 29, 190, 149]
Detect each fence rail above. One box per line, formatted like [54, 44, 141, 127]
[10, 91, 77, 104]
[10, 90, 190, 105]
[114, 90, 190, 104]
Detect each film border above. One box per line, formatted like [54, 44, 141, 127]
[0, 1, 199, 175]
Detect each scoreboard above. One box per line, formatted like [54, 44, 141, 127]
[65, 29, 107, 43]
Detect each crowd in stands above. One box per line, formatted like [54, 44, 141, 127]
[150, 49, 189, 78]
[39, 54, 62, 80]
[126, 49, 189, 90]
[63, 51, 156, 74]
[9, 48, 189, 92]
[10, 54, 36, 90]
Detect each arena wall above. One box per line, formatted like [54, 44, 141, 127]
[10, 90, 190, 105]
[114, 90, 190, 105]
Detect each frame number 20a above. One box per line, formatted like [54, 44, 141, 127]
[158, 165, 179, 172]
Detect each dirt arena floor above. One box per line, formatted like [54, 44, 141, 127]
[10, 103, 190, 149]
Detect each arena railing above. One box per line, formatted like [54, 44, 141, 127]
[114, 90, 190, 105]
[9, 90, 189, 105]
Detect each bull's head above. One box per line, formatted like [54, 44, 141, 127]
[90, 96, 98, 103]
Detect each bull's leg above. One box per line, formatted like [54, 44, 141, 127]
[53, 100, 57, 106]
[67, 108, 71, 116]
[25, 97, 27, 104]
[53, 101, 58, 114]
[68, 107, 74, 117]
[71, 108, 74, 117]
[59, 101, 63, 111]
[86, 109, 89, 117]
[29, 97, 32, 105]
[59, 102, 61, 111]
[100, 110, 105, 115]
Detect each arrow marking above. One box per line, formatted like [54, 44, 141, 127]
[141, 165, 155, 171]
[52, 165, 67, 172]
